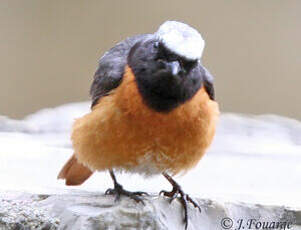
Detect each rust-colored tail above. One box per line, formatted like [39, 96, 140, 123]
[57, 154, 93, 186]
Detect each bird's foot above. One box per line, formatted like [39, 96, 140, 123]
[105, 183, 148, 204]
[160, 184, 201, 229]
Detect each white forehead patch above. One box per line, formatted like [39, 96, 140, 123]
[155, 21, 205, 60]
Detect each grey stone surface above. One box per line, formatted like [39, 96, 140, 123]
[0, 191, 300, 230]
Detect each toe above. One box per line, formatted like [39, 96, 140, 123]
[130, 195, 145, 205]
[186, 195, 202, 213]
[180, 196, 188, 228]
[105, 188, 114, 195]
[114, 193, 121, 202]
[159, 190, 168, 196]
[133, 191, 149, 196]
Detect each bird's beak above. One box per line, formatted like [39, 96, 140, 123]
[167, 61, 180, 76]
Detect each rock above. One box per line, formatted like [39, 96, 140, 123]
[0, 191, 299, 230]
[0, 192, 59, 230]
[0, 102, 301, 229]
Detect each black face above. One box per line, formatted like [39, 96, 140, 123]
[127, 39, 202, 113]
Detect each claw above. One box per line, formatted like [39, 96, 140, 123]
[161, 172, 202, 230]
[105, 188, 114, 195]
[106, 170, 148, 205]
[159, 190, 168, 196]
[105, 183, 146, 205]
[132, 191, 149, 196]
[186, 195, 202, 213]
[160, 189, 179, 203]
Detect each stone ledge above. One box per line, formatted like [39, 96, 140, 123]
[0, 191, 300, 230]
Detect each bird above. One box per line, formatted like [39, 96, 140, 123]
[58, 20, 219, 229]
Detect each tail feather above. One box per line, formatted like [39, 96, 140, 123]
[58, 154, 93, 186]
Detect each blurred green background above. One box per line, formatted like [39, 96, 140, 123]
[1, 0, 300, 119]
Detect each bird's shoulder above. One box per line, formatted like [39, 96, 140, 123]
[199, 65, 215, 101]
[90, 34, 153, 108]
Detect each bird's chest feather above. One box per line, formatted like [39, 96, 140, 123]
[73, 67, 219, 175]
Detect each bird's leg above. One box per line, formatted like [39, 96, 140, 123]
[105, 169, 148, 204]
[160, 172, 202, 229]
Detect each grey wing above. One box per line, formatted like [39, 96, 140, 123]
[200, 65, 215, 101]
[90, 34, 152, 108]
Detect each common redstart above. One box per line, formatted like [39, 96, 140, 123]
[58, 21, 219, 229]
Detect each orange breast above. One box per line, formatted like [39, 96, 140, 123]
[72, 66, 219, 176]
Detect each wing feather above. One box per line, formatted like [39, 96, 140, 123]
[200, 65, 215, 101]
[90, 34, 152, 108]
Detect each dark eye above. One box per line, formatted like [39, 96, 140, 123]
[182, 60, 197, 71]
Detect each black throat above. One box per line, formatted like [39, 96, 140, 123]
[128, 40, 203, 113]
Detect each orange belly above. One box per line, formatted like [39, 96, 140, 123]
[72, 66, 219, 176]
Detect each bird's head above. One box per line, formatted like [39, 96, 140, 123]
[128, 21, 205, 112]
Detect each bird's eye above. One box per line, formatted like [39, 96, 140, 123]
[154, 41, 159, 48]
[181, 59, 197, 72]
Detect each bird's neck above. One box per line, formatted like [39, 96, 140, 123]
[114, 65, 204, 120]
